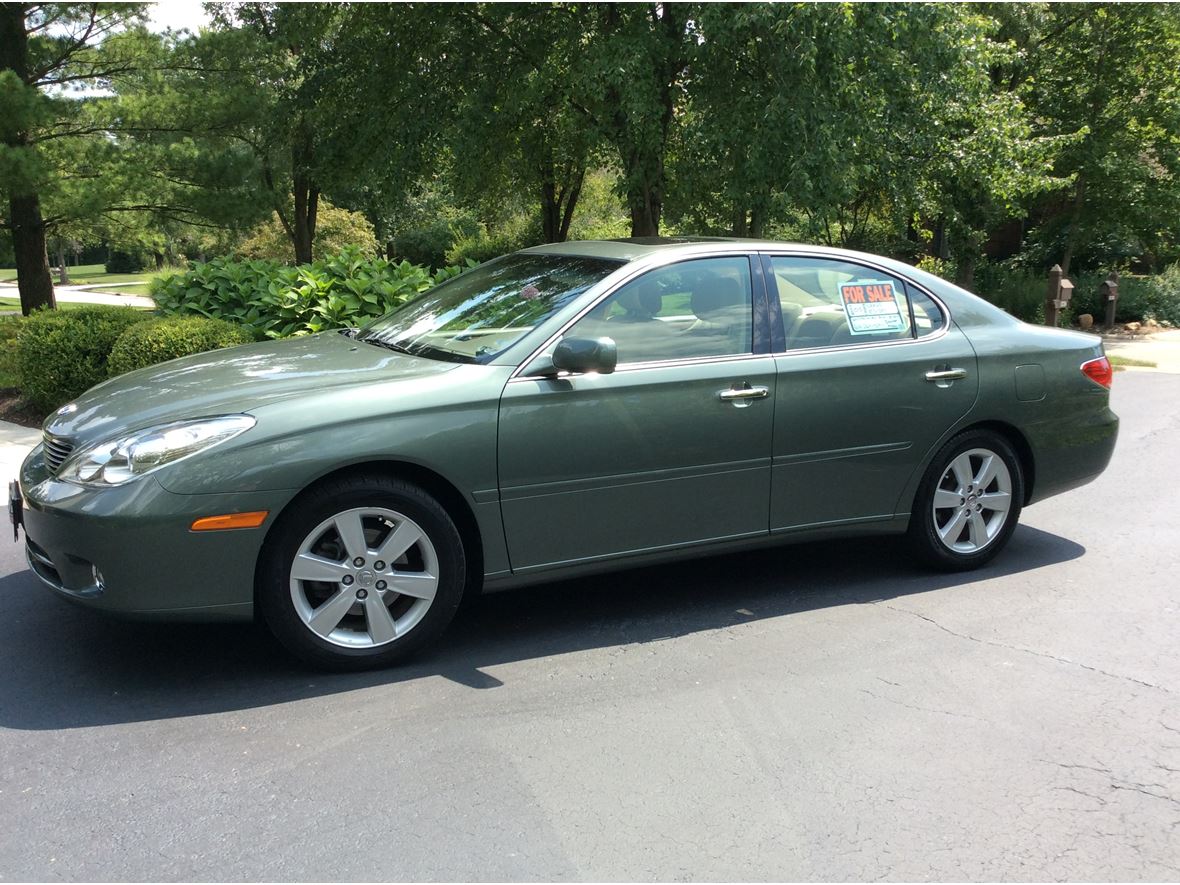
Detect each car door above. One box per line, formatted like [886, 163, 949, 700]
[497, 255, 777, 572]
[762, 253, 978, 533]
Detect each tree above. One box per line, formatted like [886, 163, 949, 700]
[1, 3, 148, 313]
[450, 4, 598, 243]
[576, 3, 695, 237]
[1003, 4, 1180, 274]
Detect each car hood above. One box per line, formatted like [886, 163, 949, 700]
[43, 332, 461, 444]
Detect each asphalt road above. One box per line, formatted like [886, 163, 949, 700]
[0, 371, 1177, 881]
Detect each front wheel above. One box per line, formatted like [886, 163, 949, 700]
[257, 475, 466, 670]
[908, 430, 1024, 571]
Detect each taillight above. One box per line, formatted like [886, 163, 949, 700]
[1081, 356, 1113, 389]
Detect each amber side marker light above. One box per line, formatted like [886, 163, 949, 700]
[1081, 355, 1113, 389]
[190, 511, 269, 531]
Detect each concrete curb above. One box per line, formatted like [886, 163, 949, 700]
[0, 419, 39, 481]
[1102, 329, 1180, 374]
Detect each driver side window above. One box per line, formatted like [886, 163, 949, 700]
[565, 257, 754, 365]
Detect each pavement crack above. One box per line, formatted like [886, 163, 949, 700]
[881, 604, 1175, 695]
[1110, 781, 1180, 808]
[858, 687, 984, 722]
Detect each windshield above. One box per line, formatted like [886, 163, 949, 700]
[357, 253, 624, 363]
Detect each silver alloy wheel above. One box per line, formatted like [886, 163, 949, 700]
[289, 506, 440, 648]
[932, 447, 1013, 554]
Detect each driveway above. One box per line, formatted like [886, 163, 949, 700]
[0, 372, 1176, 880]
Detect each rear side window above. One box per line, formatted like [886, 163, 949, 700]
[766, 256, 943, 350]
[906, 285, 947, 338]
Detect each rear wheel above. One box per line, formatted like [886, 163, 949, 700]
[908, 430, 1024, 571]
[257, 475, 466, 670]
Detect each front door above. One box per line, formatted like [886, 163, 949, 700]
[497, 255, 776, 572]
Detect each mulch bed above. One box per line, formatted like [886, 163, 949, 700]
[0, 389, 45, 429]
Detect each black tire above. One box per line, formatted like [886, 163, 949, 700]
[908, 429, 1025, 572]
[257, 474, 466, 671]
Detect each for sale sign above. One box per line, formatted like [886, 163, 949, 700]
[839, 280, 906, 335]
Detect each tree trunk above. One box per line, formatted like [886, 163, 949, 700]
[1060, 175, 1086, 279]
[626, 170, 662, 238]
[55, 238, 70, 285]
[731, 205, 748, 237]
[1, 4, 56, 314]
[557, 167, 584, 242]
[749, 204, 766, 239]
[288, 120, 318, 264]
[541, 178, 559, 244]
[8, 194, 56, 314]
[291, 174, 318, 265]
[540, 164, 586, 243]
[957, 253, 977, 289]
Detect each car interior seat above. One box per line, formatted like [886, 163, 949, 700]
[683, 273, 751, 354]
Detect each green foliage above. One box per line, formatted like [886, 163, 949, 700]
[105, 251, 146, 274]
[390, 214, 481, 270]
[1145, 264, 1180, 326]
[1065, 271, 1178, 327]
[107, 315, 254, 377]
[445, 214, 540, 266]
[972, 263, 1046, 321]
[16, 306, 146, 411]
[0, 315, 22, 388]
[150, 246, 467, 338]
[237, 201, 380, 263]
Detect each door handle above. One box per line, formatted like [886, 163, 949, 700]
[925, 368, 967, 382]
[718, 385, 770, 402]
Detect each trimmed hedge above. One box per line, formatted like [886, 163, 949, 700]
[17, 306, 146, 411]
[150, 246, 475, 339]
[107, 316, 255, 377]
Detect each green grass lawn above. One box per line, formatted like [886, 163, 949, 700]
[0, 297, 155, 312]
[1108, 354, 1158, 369]
[0, 263, 157, 288]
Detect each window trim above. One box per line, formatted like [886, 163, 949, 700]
[759, 251, 951, 357]
[510, 253, 762, 380]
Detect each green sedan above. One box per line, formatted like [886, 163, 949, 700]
[15, 239, 1118, 669]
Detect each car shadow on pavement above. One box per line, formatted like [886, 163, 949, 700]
[0, 524, 1084, 730]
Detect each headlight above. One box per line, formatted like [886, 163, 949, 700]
[57, 416, 256, 487]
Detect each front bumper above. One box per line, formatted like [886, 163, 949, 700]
[17, 445, 291, 621]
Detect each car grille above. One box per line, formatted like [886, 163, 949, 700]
[43, 434, 74, 474]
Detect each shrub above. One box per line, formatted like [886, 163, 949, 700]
[391, 218, 471, 270]
[1144, 262, 1180, 326]
[105, 251, 145, 274]
[972, 263, 1044, 321]
[0, 315, 22, 388]
[107, 316, 255, 377]
[237, 201, 380, 263]
[17, 306, 146, 411]
[445, 218, 539, 266]
[150, 246, 471, 338]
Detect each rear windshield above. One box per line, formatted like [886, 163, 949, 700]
[357, 253, 624, 363]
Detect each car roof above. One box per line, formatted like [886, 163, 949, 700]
[518, 237, 1017, 328]
[521, 236, 871, 263]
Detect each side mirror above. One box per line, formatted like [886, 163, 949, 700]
[551, 336, 617, 375]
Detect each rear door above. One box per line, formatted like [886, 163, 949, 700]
[763, 253, 978, 532]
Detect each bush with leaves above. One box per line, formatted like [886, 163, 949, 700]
[150, 246, 475, 338]
[17, 306, 147, 411]
[105, 251, 146, 274]
[237, 202, 380, 263]
[107, 316, 255, 377]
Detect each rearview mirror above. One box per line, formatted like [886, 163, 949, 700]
[551, 337, 617, 375]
